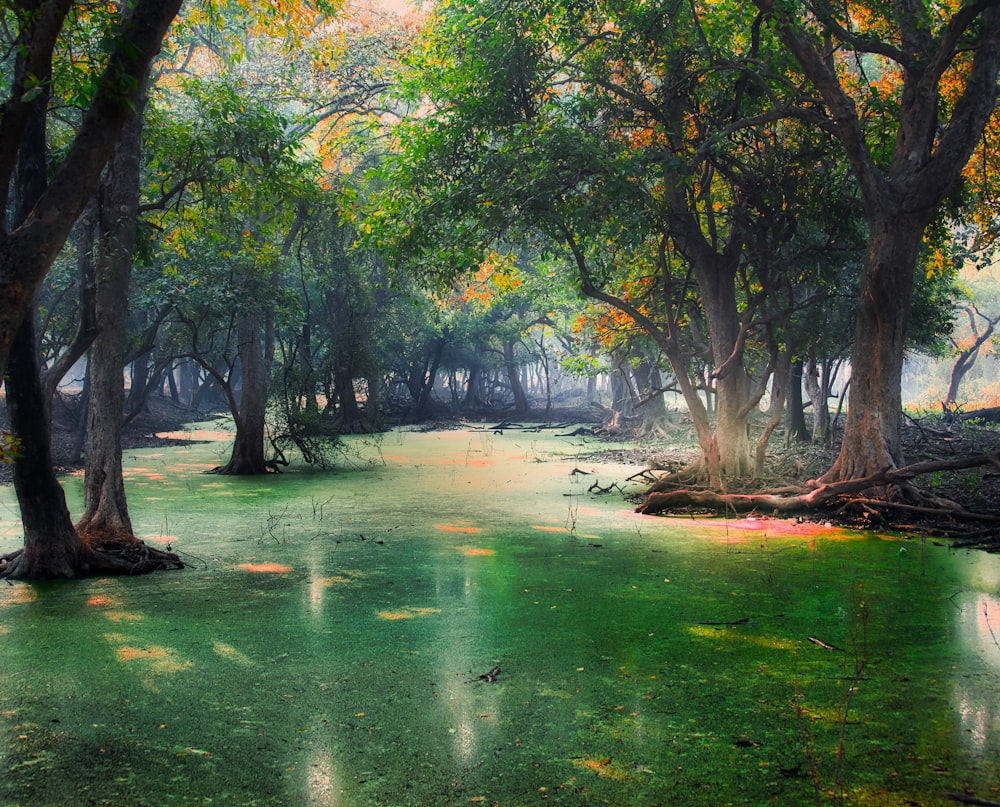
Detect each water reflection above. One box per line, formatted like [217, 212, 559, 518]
[432, 558, 502, 768]
[302, 746, 340, 806]
[954, 592, 1000, 756]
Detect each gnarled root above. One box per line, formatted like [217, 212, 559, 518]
[0, 539, 187, 581]
[637, 450, 1000, 532]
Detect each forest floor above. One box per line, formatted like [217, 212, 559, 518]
[2, 396, 999, 549]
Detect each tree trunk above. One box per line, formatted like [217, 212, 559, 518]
[214, 311, 269, 474]
[698, 260, 754, 479]
[632, 360, 668, 432]
[503, 340, 530, 416]
[333, 368, 364, 430]
[0, 30, 87, 579]
[944, 306, 998, 407]
[126, 348, 152, 415]
[178, 359, 198, 407]
[413, 336, 445, 420]
[821, 213, 922, 481]
[41, 204, 100, 424]
[754, 346, 791, 477]
[786, 358, 810, 442]
[75, 88, 147, 545]
[462, 362, 486, 410]
[3, 317, 88, 579]
[804, 358, 829, 444]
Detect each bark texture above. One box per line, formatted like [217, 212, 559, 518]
[75, 88, 148, 544]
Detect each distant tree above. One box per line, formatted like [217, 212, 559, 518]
[943, 302, 1000, 407]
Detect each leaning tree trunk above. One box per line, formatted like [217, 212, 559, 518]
[75, 88, 147, 546]
[944, 306, 998, 407]
[0, 0, 183, 379]
[2, 317, 89, 579]
[820, 213, 921, 482]
[0, 47, 88, 580]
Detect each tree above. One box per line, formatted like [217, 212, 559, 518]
[135, 0, 413, 470]
[0, 0, 183, 380]
[0, 1, 183, 580]
[368, 0, 864, 484]
[74, 84, 149, 545]
[753, 0, 1000, 484]
[943, 302, 1000, 407]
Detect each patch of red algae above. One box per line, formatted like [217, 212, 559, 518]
[456, 546, 496, 556]
[434, 524, 482, 534]
[706, 517, 848, 538]
[86, 595, 115, 607]
[155, 430, 234, 441]
[238, 563, 294, 573]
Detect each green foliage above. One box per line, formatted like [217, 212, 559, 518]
[362, 0, 871, 419]
[0, 432, 22, 465]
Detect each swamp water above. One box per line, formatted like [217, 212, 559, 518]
[0, 426, 998, 806]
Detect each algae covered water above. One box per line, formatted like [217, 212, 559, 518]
[0, 426, 998, 806]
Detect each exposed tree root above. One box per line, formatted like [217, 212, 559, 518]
[0, 539, 187, 581]
[636, 450, 1000, 534]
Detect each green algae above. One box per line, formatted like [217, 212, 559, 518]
[0, 427, 997, 805]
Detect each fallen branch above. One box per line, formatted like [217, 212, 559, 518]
[807, 636, 844, 652]
[637, 450, 1000, 517]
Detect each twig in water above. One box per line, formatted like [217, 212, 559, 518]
[984, 602, 1000, 654]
